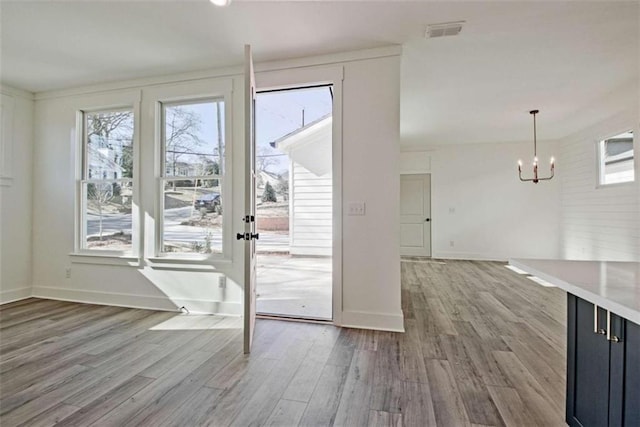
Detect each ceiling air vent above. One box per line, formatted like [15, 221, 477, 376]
[426, 21, 465, 38]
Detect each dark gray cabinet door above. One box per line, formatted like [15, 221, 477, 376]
[623, 319, 640, 426]
[568, 295, 611, 427]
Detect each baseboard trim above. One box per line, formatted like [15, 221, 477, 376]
[0, 287, 32, 305]
[432, 251, 507, 262]
[341, 310, 405, 332]
[31, 286, 242, 316]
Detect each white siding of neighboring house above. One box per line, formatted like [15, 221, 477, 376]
[290, 161, 332, 256]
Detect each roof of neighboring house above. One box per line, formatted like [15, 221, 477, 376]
[270, 115, 332, 176]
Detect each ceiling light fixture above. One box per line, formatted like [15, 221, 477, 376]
[518, 110, 554, 183]
[210, 0, 231, 6]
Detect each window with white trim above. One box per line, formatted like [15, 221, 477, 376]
[598, 131, 634, 186]
[81, 109, 135, 252]
[160, 98, 225, 255]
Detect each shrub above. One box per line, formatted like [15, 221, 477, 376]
[261, 181, 277, 203]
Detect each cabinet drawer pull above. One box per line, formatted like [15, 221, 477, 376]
[593, 305, 607, 335]
[606, 310, 623, 343]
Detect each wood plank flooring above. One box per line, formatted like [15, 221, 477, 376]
[0, 260, 567, 426]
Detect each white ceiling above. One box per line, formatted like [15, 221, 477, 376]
[1, 1, 638, 146]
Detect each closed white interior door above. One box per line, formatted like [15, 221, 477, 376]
[400, 174, 431, 256]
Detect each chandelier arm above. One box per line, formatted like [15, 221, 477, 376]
[533, 111, 537, 158]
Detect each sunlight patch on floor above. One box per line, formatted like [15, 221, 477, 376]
[527, 275, 557, 287]
[149, 314, 242, 331]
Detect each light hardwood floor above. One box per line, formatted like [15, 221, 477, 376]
[0, 260, 567, 426]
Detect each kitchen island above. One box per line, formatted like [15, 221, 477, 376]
[509, 259, 640, 427]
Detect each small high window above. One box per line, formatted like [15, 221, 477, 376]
[598, 131, 634, 186]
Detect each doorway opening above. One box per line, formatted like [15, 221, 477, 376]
[254, 85, 333, 321]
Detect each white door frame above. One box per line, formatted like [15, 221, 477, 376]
[255, 65, 344, 326]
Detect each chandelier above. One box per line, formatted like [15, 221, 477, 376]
[518, 109, 554, 183]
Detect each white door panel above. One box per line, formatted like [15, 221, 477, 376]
[400, 224, 425, 247]
[243, 44, 257, 354]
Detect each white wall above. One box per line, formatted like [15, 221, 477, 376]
[341, 55, 403, 331]
[0, 85, 34, 303]
[401, 141, 561, 261]
[558, 110, 640, 261]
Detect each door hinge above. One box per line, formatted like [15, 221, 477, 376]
[243, 215, 255, 223]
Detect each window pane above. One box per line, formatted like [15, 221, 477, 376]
[86, 111, 134, 180]
[601, 131, 634, 185]
[162, 179, 222, 254]
[83, 181, 133, 251]
[163, 100, 224, 178]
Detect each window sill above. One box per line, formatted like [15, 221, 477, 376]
[69, 253, 140, 266]
[596, 180, 635, 190]
[146, 256, 230, 272]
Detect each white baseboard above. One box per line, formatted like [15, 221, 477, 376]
[31, 286, 242, 316]
[341, 310, 405, 332]
[432, 251, 507, 262]
[0, 287, 32, 305]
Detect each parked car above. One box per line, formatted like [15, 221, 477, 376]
[194, 192, 221, 213]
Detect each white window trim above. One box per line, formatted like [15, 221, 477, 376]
[595, 129, 635, 189]
[143, 79, 234, 262]
[71, 91, 142, 260]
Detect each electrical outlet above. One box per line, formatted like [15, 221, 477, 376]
[449, 240, 455, 248]
[449, 207, 455, 214]
[348, 201, 366, 216]
[218, 276, 226, 288]
[65, 268, 71, 279]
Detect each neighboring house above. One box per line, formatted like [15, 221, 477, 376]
[87, 143, 124, 180]
[271, 115, 332, 257]
[165, 158, 218, 179]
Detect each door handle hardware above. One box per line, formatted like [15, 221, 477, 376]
[425, 218, 431, 222]
[606, 310, 623, 343]
[243, 215, 255, 223]
[593, 305, 601, 334]
[236, 233, 259, 240]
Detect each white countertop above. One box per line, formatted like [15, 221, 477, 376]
[509, 259, 640, 326]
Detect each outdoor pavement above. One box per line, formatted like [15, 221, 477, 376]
[255, 253, 332, 320]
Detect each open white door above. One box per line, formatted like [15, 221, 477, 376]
[243, 45, 257, 354]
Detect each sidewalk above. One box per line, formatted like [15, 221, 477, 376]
[255, 253, 332, 320]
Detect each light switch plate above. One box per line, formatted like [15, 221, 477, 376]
[348, 201, 366, 216]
